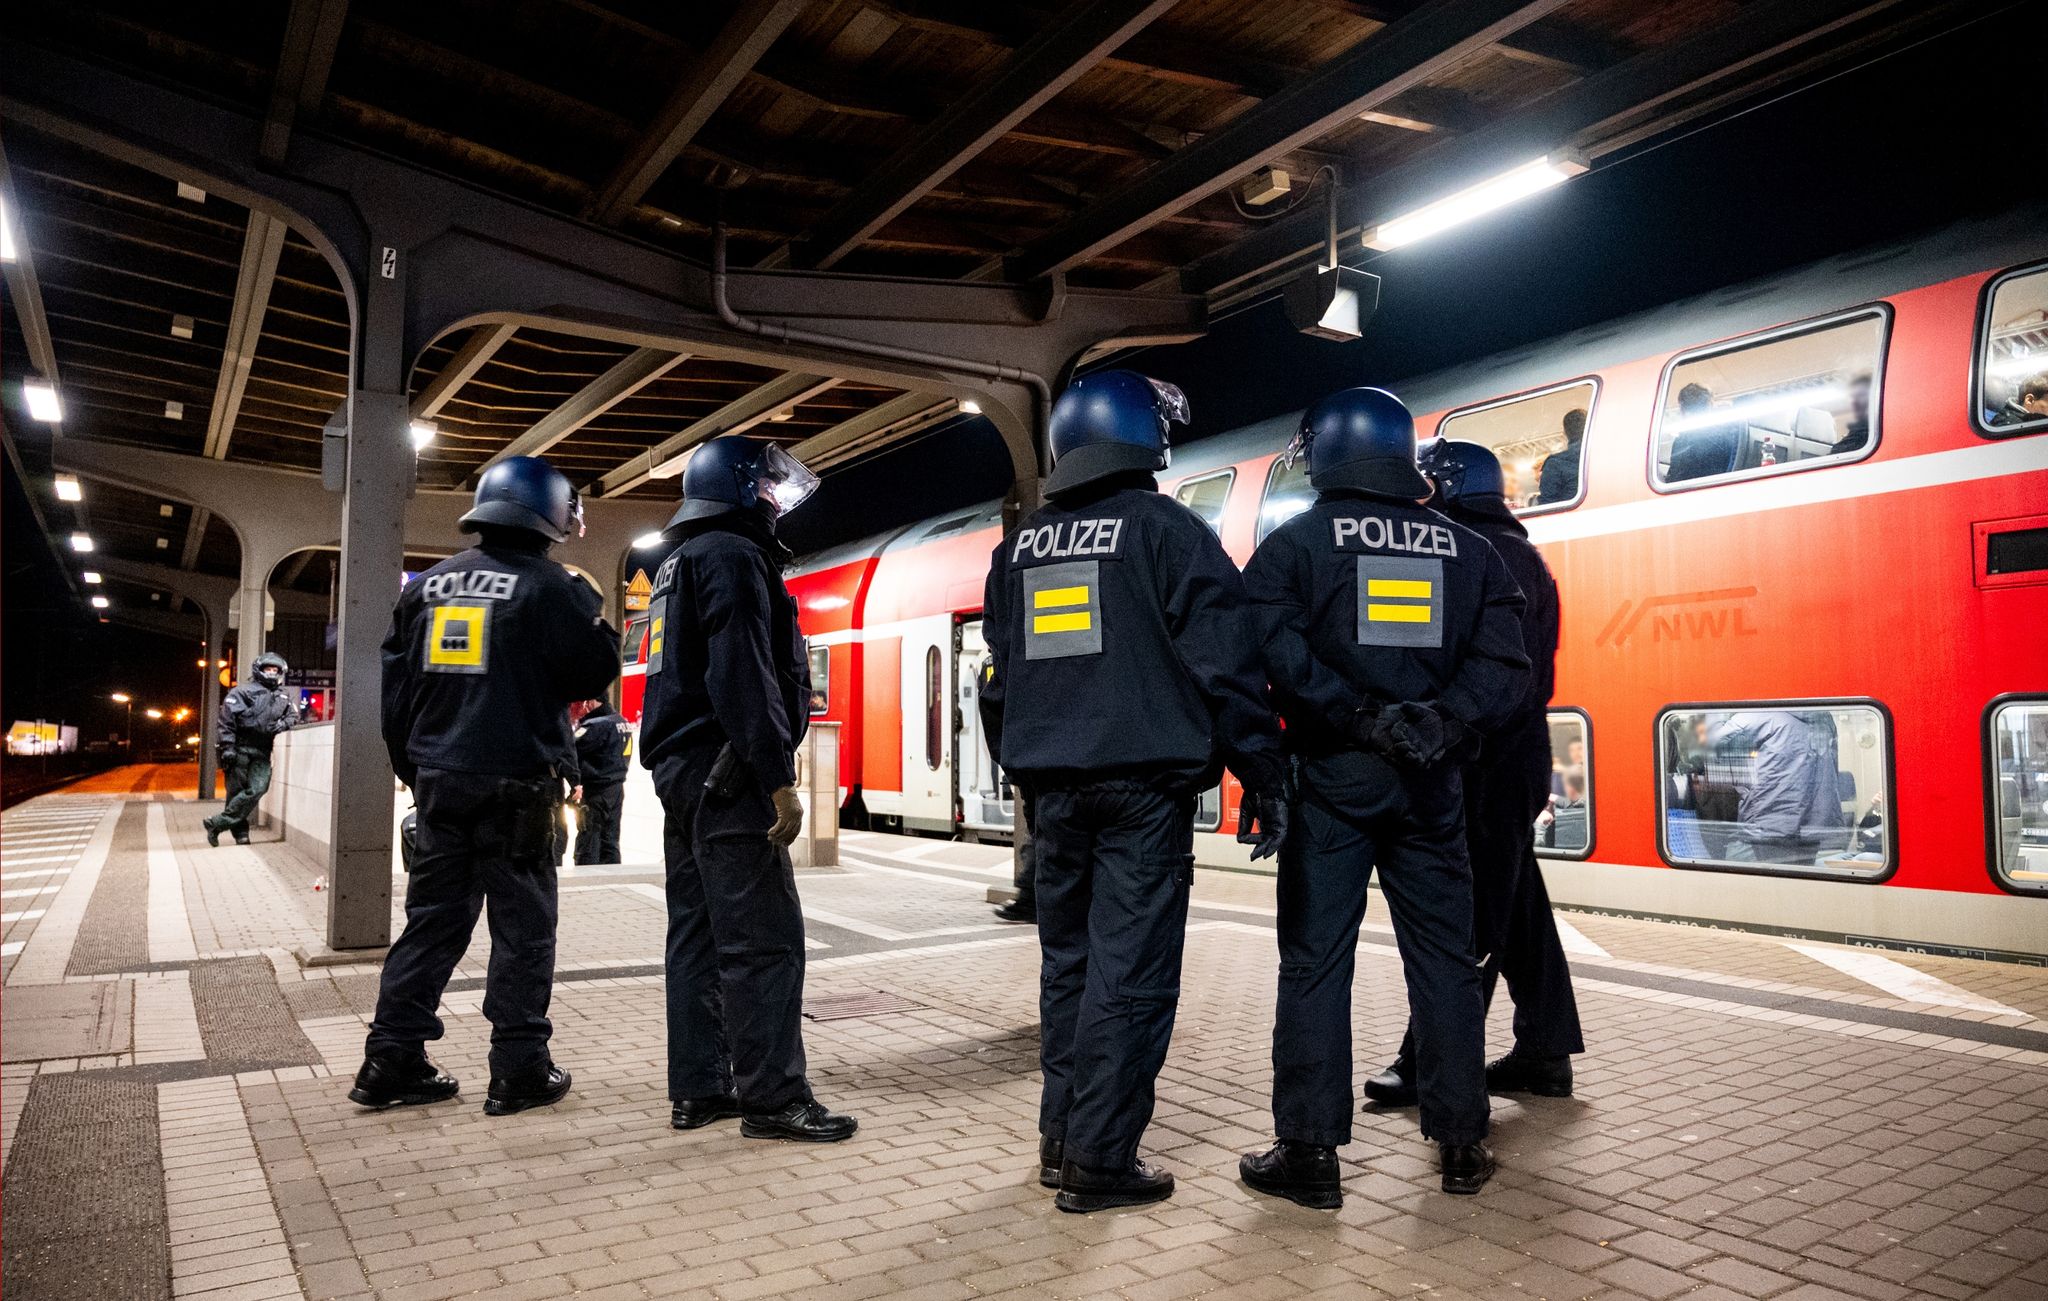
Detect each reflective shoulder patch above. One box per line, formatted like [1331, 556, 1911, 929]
[1023, 559, 1102, 660]
[425, 604, 490, 673]
[1356, 556, 1443, 649]
[646, 597, 667, 677]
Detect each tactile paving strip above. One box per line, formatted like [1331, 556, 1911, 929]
[0, 1073, 170, 1301]
[191, 955, 324, 1068]
[64, 805, 153, 978]
[803, 989, 927, 1021]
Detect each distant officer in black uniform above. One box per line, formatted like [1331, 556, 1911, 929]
[569, 697, 632, 865]
[1362, 439, 1583, 1108]
[981, 370, 1290, 1213]
[352, 456, 620, 1116]
[641, 435, 856, 1143]
[1237, 389, 1529, 1203]
[203, 651, 298, 846]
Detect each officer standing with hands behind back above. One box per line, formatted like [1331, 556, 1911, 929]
[1238, 389, 1528, 1204]
[568, 697, 632, 866]
[640, 435, 856, 1143]
[981, 370, 1290, 1213]
[352, 456, 620, 1116]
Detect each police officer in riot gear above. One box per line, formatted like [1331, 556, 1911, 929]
[203, 651, 298, 846]
[1364, 439, 1583, 1107]
[1238, 388, 1528, 1202]
[568, 698, 632, 865]
[641, 435, 856, 1143]
[981, 370, 1289, 1213]
[353, 456, 620, 1115]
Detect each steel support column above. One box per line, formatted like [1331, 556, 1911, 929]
[198, 617, 224, 801]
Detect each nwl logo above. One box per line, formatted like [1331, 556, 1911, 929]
[1596, 587, 1759, 648]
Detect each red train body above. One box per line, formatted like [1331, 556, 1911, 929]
[637, 213, 2048, 958]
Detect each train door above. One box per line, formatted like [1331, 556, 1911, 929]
[955, 617, 1014, 835]
[895, 614, 956, 832]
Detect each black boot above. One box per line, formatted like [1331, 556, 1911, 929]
[483, 1062, 572, 1116]
[1361, 1058, 1417, 1108]
[203, 819, 222, 848]
[1440, 1142, 1496, 1195]
[670, 1092, 741, 1130]
[348, 1054, 460, 1109]
[233, 833, 251, 846]
[1487, 1051, 1572, 1097]
[1055, 1158, 1174, 1213]
[741, 1099, 858, 1143]
[1239, 1141, 1342, 1210]
[993, 896, 1036, 924]
[1038, 1135, 1063, 1189]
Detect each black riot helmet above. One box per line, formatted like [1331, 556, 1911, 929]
[252, 651, 289, 689]
[1284, 387, 1429, 499]
[1043, 369, 1190, 497]
[1416, 438, 1507, 507]
[668, 435, 820, 531]
[460, 456, 584, 543]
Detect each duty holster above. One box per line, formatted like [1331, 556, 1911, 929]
[703, 743, 745, 803]
[502, 776, 563, 861]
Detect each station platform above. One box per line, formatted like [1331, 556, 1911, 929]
[3, 775, 2045, 1301]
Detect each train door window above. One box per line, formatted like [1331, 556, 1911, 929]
[1536, 710, 1592, 859]
[924, 646, 942, 770]
[1437, 379, 1598, 514]
[1173, 469, 1236, 533]
[1975, 264, 2048, 436]
[1655, 702, 1892, 880]
[1987, 697, 2048, 894]
[1652, 308, 1888, 490]
[807, 646, 830, 715]
[1195, 785, 1222, 833]
[622, 615, 648, 667]
[1258, 456, 1315, 543]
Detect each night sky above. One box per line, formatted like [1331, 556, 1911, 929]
[6, 3, 2045, 728]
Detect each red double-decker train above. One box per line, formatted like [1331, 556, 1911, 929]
[625, 210, 2048, 958]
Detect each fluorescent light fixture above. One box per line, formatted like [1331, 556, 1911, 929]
[1991, 350, 2046, 380]
[91, 595, 110, 609]
[145, 708, 163, 719]
[70, 533, 94, 553]
[409, 419, 437, 450]
[633, 532, 666, 549]
[0, 199, 15, 262]
[765, 410, 793, 423]
[170, 314, 195, 340]
[159, 503, 174, 517]
[156, 537, 170, 550]
[54, 475, 83, 502]
[176, 181, 206, 203]
[1362, 153, 1588, 251]
[24, 380, 62, 423]
[957, 399, 982, 415]
[165, 400, 185, 420]
[83, 571, 103, 584]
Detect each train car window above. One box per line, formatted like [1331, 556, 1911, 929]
[1258, 456, 1315, 543]
[1438, 379, 1598, 514]
[1652, 308, 1888, 490]
[1173, 468, 1236, 533]
[1656, 702, 1892, 881]
[1194, 785, 1222, 833]
[1987, 697, 2048, 894]
[621, 615, 649, 667]
[1975, 264, 2048, 437]
[807, 646, 830, 715]
[924, 646, 942, 770]
[1535, 710, 1592, 859]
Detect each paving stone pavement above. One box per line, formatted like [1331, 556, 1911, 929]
[2, 779, 2045, 1300]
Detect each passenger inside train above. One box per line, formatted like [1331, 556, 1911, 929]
[1983, 263, 2048, 430]
[1659, 707, 1889, 874]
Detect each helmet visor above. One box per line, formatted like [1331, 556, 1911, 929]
[567, 486, 587, 539]
[1146, 377, 1191, 431]
[1281, 426, 1311, 470]
[755, 444, 820, 516]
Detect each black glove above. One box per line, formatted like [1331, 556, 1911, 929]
[1367, 701, 1449, 770]
[217, 745, 236, 768]
[1236, 787, 1291, 862]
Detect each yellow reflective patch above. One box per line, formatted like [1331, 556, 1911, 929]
[1033, 611, 1093, 634]
[428, 605, 487, 666]
[1367, 603, 1432, 624]
[1033, 585, 1090, 609]
[1366, 578, 1432, 599]
[649, 616, 664, 656]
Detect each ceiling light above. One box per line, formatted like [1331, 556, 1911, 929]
[70, 533, 94, 553]
[409, 419, 437, 450]
[156, 537, 170, 549]
[1241, 167, 1291, 207]
[633, 532, 666, 549]
[83, 571, 103, 584]
[0, 199, 15, 262]
[170, 314, 195, 340]
[145, 708, 163, 719]
[91, 595, 109, 609]
[176, 181, 206, 203]
[24, 380, 62, 423]
[159, 503, 174, 517]
[111, 692, 131, 703]
[1362, 152, 1588, 251]
[165, 400, 184, 421]
[765, 409, 793, 423]
[54, 475, 82, 502]
[957, 399, 982, 415]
